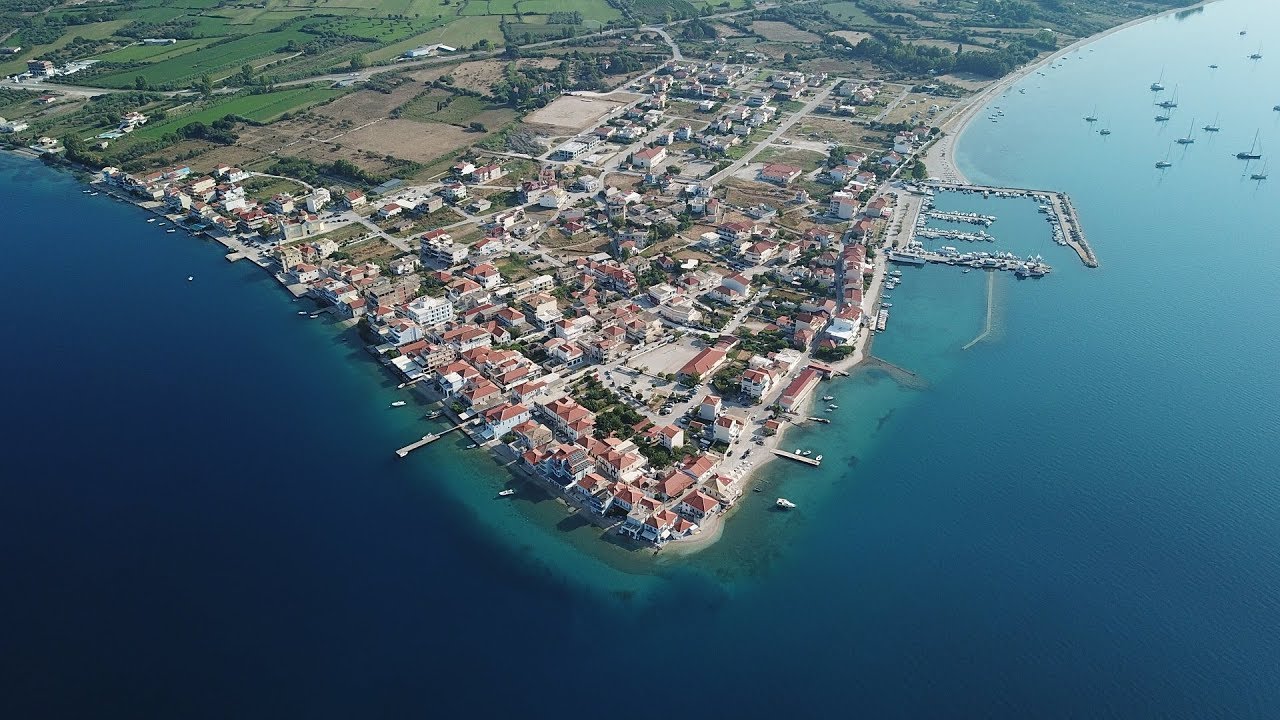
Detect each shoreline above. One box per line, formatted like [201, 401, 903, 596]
[924, 0, 1222, 184]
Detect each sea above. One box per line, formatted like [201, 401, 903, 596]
[4, 1, 1280, 716]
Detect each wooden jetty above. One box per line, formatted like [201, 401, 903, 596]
[395, 423, 465, 458]
[772, 449, 821, 466]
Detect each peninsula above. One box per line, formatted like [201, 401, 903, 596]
[2, 0, 1181, 550]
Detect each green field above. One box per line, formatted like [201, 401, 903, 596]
[366, 16, 504, 62]
[516, 0, 622, 24]
[95, 39, 216, 64]
[91, 30, 313, 88]
[130, 86, 345, 139]
[821, 2, 884, 27]
[399, 92, 494, 125]
[0, 20, 128, 75]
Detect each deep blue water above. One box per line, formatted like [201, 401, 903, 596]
[5, 1, 1280, 716]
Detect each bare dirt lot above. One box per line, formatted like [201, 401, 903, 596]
[750, 21, 822, 44]
[313, 84, 423, 125]
[831, 30, 872, 45]
[524, 93, 641, 134]
[411, 58, 558, 95]
[339, 119, 477, 163]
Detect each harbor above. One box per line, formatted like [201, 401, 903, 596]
[922, 182, 1099, 268]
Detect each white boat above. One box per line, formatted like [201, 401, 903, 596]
[166, 229, 176, 233]
[390, 401, 407, 407]
[146, 218, 156, 223]
[467, 443, 478, 449]
[186, 275, 193, 281]
[814, 455, 823, 462]
[801, 450, 813, 456]
[795, 448, 802, 454]
[776, 498, 796, 509]
[498, 489, 516, 497]
[297, 311, 307, 315]
[821, 395, 834, 401]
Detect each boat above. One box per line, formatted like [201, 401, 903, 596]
[146, 218, 156, 223]
[827, 405, 839, 410]
[498, 489, 516, 497]
[390, 401, 407, 407]
[962, 268, 972, 273]
[802, 450, 813, 456]
[1240, 29, 1247, 35]
[1251, 162, 1269, 181]
[89, 192, 99, 196]
[1156, 87, 1179, 109]
[166, 229, 176, 233]
[186, 275, 193, 281]
[466, 443, 478, 449]
[1248, 46, 1262, 60]
[824, 407, 833, 413]
[1150, 68, 1165, 92]
[1175, 120, 1196, 144]
[821, 396, 834, 401]
[427, 410, 442, 419]
[1156, 144, 1173, 169]
[814, 455, 823, 463]
[1155, 114, 1170, 122]
[881, 302, 892, 308]
[1209, 64, 1219, 69]
[1273, 105, 1280, 112]
[1237, 130, 1263, 160]
[776, 498, 796, 509]
[1084, 105, 1098, 122]
[297, 311, 307, 315]
[1204, 114, 1221, 132]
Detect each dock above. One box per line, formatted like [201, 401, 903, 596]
[925, 181, 1099, 267]
[395, 423, 465, 457]
[772, 449, 821, 466]
[807, 417, 831, 424]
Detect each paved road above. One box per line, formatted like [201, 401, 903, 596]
[707, 81, 840, 186]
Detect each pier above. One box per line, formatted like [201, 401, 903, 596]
[889, 248, 1052, 276]
[772, 449, 821, 466]
[962, 270, 997, 350]
[925, 181, 1099, 267]
[807, 417, 831, 424]
[395, 423, 465, 458]
[925, 210, 997, 226]
[916, 227, 993, 242]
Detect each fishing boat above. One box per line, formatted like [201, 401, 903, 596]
[1176, 120, 1196, 144]
[1251, 162, 1269, 181]
[390, 401, 407, 407]
[498, 489, 516, 497]
[297, 311, 307, 315]
[1099, 128, 1112, 136]
[1237, 130, 1263, 160]
[776, 498, 796, 509]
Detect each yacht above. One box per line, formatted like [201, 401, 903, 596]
[1237, 130, 1263, 160]
[821, 395, 835, 401]
[776, 498, 796, 509]
[1248, 46, 1262, 60]
[1204, 114, 1221, 132]
[1209, 64, 1219, 69]
[1155, 114, 1170, 122]
[1155, 144, 1173, 169]
[466, 443, 478, 449]
[297, 310, 307, 315]
[1251, 162, 1269, 181]
[1176, 120, 1196, 144]
[146, 218, 156, 223]
[1099, 128, 1112, 136]
[498, 489, 516, 497]
[1273, 105, 1280, 112]
[1156, 87, 1179, 109]
[166, 229, 176, 233]
[801, 450, 813, 456]
[390, 401, 407, 407]
[1150, 69, 1165, 92]
[814, 455, 823, 463]
[1084, 105, 1098, 122]
[827, 404, 839, 410]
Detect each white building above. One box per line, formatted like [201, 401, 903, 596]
[405, 296, 455, 328]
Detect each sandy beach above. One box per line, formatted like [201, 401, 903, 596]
[924, 0, 1222, 183]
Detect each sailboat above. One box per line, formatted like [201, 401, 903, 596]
[1248, 45, 1262, 60]
[1203, 114, 1221, 132]
[1150, 68, 1165, 92]
[1155, 145, 1173, 169]
[1157, 87, 1179, 109]
[1176, 119, 1196, 144]
[1236, 130, 1262, 160]
[1084, 105, 1098, 122]
[1099, 124, 1112, 136]
[1155, 113, 1171, 122]
[1250, 162, 1269, 181]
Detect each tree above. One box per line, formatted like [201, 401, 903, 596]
[910, 161, 926, 180]
[134, 75, 148, 91]
[349, 54, 367, 70]
[196, 73, 213, 99]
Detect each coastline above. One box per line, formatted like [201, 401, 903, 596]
[924, 0, 1222, 184]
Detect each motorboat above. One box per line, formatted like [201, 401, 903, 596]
[814, 455, 823, 463]
[186, 275, 193, 281]
[147, 218, 156, 223]
[467, 443, 478, 449]
[821, 396, 834, 401]
[166, 229, 176, 233]
[498, 489, 516, 497]
[776, 498, 796, 509]
[801, 450, 812, 456]
[390, 401, 407, 407]
[298, 311, 307, 315]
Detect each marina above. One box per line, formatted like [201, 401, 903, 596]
[923, 182, 1098, 268]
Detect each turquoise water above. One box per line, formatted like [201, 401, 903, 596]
[5, 1, 1280, 715]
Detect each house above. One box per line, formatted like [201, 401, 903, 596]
[680, 348, 727, 382]
[744, 241, 778, 265]
[740, 367, 775, 398]
[779, 367, 822, 412]
[633, 146, 667, 170]
[483, 403, 531, 439]
[541, 397, 596, 441]
[343, 190, 366, 208]
[712, 414, 743, 444]
[698, 394, 723, 422]
[759, 163, 803, 185]
[657, 425, 684, 450]
[677, 490, 721, 521]
[405, 295, 455, 327]
[830, 191, 860, 220]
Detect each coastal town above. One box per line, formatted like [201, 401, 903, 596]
[2, 0, 1118, 549]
